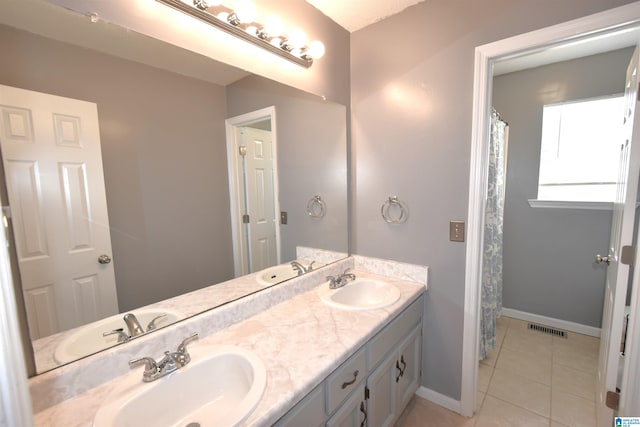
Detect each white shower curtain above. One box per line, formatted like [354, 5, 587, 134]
[480, 108, 508, 360]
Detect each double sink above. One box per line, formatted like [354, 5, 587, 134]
[90, 272, 401, 426]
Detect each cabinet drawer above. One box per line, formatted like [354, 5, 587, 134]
[326, 385, 366, 427]
[274, 384, 325, 427]
[326, 347, 367, 414]
[368, 295, 423, 370]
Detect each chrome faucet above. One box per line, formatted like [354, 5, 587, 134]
[123, 313, 145, 337]
[129, 333, 198, 382]
[291, 260, 316, 276]
[327, 269, 356, 289]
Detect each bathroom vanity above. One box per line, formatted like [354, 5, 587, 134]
[29, 256, 427, 427]
[274, 294, 423, 427]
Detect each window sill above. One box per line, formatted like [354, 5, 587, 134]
[527, 199, 613, 211]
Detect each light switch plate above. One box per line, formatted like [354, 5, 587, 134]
[450, 220, 465, 242]
[280, 211, 288, 225]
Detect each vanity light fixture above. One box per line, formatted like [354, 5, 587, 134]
[155, 0, 326, 68]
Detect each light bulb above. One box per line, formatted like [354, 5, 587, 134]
[263, 16, 284, 38]
[287, 29, 307, 49]
[270, 37, 282, 47]
[307, 40, 325, 59]
[245, 25, 258, 36]
[217, 11, 229, 21]
[235, 0, 257, 23]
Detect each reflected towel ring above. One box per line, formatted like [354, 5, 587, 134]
[307, 195, 326, 218]
[381, 196, 408, 224]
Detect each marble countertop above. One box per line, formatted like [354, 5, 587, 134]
[31, 246, 346, 374]
[31, 269, 425, 427]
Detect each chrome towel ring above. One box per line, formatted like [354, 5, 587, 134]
[307, 195, 327, 218]
[381, 196, 408, 224]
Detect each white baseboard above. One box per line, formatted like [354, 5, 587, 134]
[415, 386, 463, 414]
[501, 307, 601, 337]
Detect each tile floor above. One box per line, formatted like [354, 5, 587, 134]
[395, 316, 600, 427]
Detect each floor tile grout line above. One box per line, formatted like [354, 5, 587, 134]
[485, 393, 552, 423]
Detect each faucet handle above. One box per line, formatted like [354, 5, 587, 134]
[102, 328, 130, 343]
[177, 333, 199, 355]
[307, 261, 316, 272]
[129, 356, 158, 374]
[146, 314, 167, 332]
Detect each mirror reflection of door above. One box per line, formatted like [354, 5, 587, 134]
[226, 107, 281, 276]
[0, 85, 118, 339]
[238, 125, 277, 272]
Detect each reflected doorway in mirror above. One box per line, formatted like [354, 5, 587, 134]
[226, 106, 281, 276]
[0, 85, 119, 340]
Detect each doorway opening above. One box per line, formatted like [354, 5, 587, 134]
[226, 106, 281, 277]
[462, 3, 640, 419]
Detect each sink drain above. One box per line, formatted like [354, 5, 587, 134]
[185, 423, 201, 427]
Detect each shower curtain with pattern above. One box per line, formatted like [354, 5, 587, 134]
[480, 108, 508, 360]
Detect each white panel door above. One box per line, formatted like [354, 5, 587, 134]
[241, 127, 277, 272]
[0, 85, 118, 339]
[596, 43, 640, 425]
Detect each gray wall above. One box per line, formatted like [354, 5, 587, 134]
[0, 24, 234, 311]
[493, 48, 633, 328]
[226, 75, 349, 261]
[350, 0, 637, 401]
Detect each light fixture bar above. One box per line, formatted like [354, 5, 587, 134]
[155, 0, 313, 68]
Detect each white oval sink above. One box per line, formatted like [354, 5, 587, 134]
[93, 345, 266, 427]
[256, 263, 299, 286]
[54, 308, 185, 364]
[318, 278, 401, 311]
[256, 261, 320, 286]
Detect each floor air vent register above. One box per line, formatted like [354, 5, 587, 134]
[527, 322, 568, 338]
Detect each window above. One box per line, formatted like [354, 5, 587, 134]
[536, 95, 624, 203]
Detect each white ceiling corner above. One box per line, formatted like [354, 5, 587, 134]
[305, 0, 427, 32]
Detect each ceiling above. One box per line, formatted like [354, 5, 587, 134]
[303, 0, 639, 73]
[304, 0, 426, 32]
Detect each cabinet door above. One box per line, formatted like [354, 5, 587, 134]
[366, 352, 397, 427]
[326, 385, 366, 427]
[396, 325, 422, 411]
[274, 384, 325, 427]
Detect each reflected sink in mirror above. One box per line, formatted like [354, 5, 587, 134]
[93, 345, 266, 427]
[318, 278, 401, 311]
[255, 261, 322, 287]
[53, 309, 185, 365]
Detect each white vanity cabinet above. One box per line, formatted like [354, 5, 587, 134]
[396, 325, 422, 411]
[326, 385, 366, 427]
[274, 384, 326, 427]
[366, 324, 422, 427]
[274, 294, 423, 427]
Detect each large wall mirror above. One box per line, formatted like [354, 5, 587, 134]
[0, 0, 348, 375]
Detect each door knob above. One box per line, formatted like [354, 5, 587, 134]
[595, 254, 612, 265]
[98, 254, 112, 264]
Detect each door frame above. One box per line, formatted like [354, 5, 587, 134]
[0, 215, 33, 426]
[462, 2, 640, 417]
[225, 106, 281, 277]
